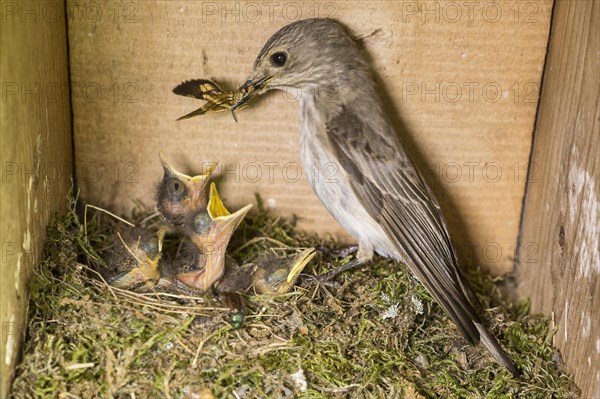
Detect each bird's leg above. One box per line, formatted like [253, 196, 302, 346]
[316, 244, 359, 259]
[316, 258, 366, 282]
[316, 243, 371, 282]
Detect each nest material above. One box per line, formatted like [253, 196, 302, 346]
[11, 192, 580, 398]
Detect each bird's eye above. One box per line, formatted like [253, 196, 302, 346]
[270, 52, 287, 67]
[170, 179, 185, 197]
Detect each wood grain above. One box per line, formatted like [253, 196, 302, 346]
[517, 1, 599, 396]
[0, 1, 73, 395]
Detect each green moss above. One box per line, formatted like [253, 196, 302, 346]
[11, 192, 579, 398]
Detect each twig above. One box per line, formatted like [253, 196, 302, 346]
[117, 231, 144, 265]
[233, 236, 292, 253]
[85, 204, 135, 239]
[139, 211, 161, 226]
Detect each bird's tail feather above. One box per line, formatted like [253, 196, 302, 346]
[475, 322, 518, 375]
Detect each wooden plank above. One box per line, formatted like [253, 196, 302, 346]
[0, 1, 73, 395]
[517, 0, 599, 396]
[68, 0, 552, 275]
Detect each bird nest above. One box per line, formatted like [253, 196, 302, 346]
[11, 191, 579, 398]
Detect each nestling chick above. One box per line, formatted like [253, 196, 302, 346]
[216, 248, 316, 294]
[158, 247, 315, 295]
[156, 152, 216, 229]
[156, 164, 253, 293]
[104, 227, 165, 290]
[216, 249, 315, 329]
[155, 238, 210, 292]
[158, 246, 315, 329]
[175, 183, 252, 291]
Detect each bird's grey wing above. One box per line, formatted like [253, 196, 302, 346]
[326, 105, 482, 343]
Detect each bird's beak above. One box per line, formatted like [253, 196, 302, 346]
[231, 75, 273, 111]
[160, 152, 195, 182]
[287, 248, 316, 283]
[207, 182, 253, 231]
[159, 152, 217, 201]
[109, 271, 145, 290]
[177, 184, 252, 292]
[160, 152, 216, 183]
[155, 228, 166, 254]
[200, 184, 252, 287]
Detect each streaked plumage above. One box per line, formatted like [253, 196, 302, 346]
[226, 18, 517, 373]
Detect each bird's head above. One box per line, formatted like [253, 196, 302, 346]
[107, 228, 166, 289]
[186, 182, 253, 251]
[252, 247, 316, 294]
[156, 153, 216, 227]
[232, 18, 361, 110]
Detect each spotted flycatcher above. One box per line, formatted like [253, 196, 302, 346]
[229, 18, 516, 374]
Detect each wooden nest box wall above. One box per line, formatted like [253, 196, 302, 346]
[1, 1, 597, 396]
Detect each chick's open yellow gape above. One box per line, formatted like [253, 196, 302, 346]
[173, 182, 253, 293]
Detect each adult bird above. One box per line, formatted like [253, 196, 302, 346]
[229, 18, 517, 374]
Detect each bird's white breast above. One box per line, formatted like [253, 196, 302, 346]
[297, 91, 398, 261]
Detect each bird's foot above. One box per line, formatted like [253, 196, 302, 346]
[315, 258, 366, 283]
[305, 275, 341, 289]
[316, 244, 359, 259]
